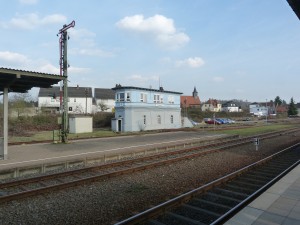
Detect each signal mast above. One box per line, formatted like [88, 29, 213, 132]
[57, 20, 75, 143]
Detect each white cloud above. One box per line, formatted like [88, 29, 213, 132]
[69, 28, 96, 43]
[1, 13, 67, 30]
[213, 76, 224, 82]
[37, 63, 59, 74]
[69, 28, 114, 57]
[116, 14, 190, 50]
[70, 48, 114, 57]
[0, 50, 90, 75]
[128, 74, 159, 82]
[19, 0, 38, 4]
[176, 57, 205, 68]
[69, 66, 91, 74]
[0, 51, 30, 64]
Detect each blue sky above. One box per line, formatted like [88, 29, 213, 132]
[0, 0, 299, 103]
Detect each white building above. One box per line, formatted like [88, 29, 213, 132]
[38, 86, 93, 114]
[249, 102, 268, 116]
[94, 88, 115, 112]
[221, 101, 240, 112]
[201, 99, 222, 112]
[111, 85, 182, 132]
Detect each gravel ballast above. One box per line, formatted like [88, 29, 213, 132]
[0, 131, 300, 225]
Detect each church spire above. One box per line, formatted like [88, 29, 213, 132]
[192, 86, 198, 98]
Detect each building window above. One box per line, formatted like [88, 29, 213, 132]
[143, 115, 146, 125]
[74, 98, 76, 102]
[154, 94, 160, 103]
[171, 115, 174, 124]
[126, 92, 131, 102]
[117, 92, 125, 102]
[140, 93, 147, 102]
[157, 115, 161, 124]
[168, 95, 174, 104]
[68, 107, 72, 111]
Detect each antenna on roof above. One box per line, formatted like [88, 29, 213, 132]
[159, 76, 161, 89]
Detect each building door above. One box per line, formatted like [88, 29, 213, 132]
[118, 119, 122, 132]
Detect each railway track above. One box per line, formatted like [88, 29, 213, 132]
[0, 128, 298, 204]
[115, 143, 300, 225]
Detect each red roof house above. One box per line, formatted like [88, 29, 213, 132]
[181, 87, 201, 108]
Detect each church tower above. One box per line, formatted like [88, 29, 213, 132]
[192, 86, 198, 98]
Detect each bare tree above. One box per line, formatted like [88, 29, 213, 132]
[9, 93, 33, 118]
[98, 101, 109, 112]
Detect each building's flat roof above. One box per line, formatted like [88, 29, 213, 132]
[0, 67, 63, 93]
[112, 85, 183, 95]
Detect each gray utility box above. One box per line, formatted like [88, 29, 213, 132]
[69, 116, 93, 134]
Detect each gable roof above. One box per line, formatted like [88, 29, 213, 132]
[181, 96, 201, 107]
[39, 86, 93, 98]
[204, 99, 219, 107]
[94, 88, 115, 99]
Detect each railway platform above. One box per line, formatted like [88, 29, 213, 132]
[225, 164, 300, 225]
[0, 131, 225, 171]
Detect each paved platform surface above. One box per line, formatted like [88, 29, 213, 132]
[225, 164, 300, 225]
[0, 131, 225, 170]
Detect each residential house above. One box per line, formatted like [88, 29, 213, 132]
[249, 102, 275, 116]
[111, 85, 182, 132]
[249, 102, 267, 116]
[275, 105, 288, 115]
[38, 86, 93, 114]
[221, 101, 240, 112]
[180, 87, 201, 109]
[94, 88, 115, 112]
[201, 99, 222, 112]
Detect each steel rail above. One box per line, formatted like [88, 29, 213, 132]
[0, 129, 298, 204]
[0, 128, 292, 190]
[114, 143, 300, 225]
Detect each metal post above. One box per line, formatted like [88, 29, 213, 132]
[1, 88, 8, 159]
[58, 20, 75, 143]
[62, 31, 68, 143]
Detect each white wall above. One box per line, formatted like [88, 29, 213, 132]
[38, 96, 93, 114]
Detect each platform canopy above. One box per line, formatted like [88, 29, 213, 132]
[0, 67, 64, 160]
[287, 0, 300, 20]
[0, 67, 63, 93]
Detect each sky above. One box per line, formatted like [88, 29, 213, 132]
[0, 0, 300, 103]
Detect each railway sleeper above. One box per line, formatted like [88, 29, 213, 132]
[244, 173, 274, 181]
[212, 187, 249, 200]
[189, 198, 231, 214]
[156, 211, 206, 225]
[218, 183, 256, 195]
[201, 192, 241, 207]
[236, 176, 269, 185]
[171, 204, 221, 223]
[147, 219, 168, 225]
[230, 180, 264, 189]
